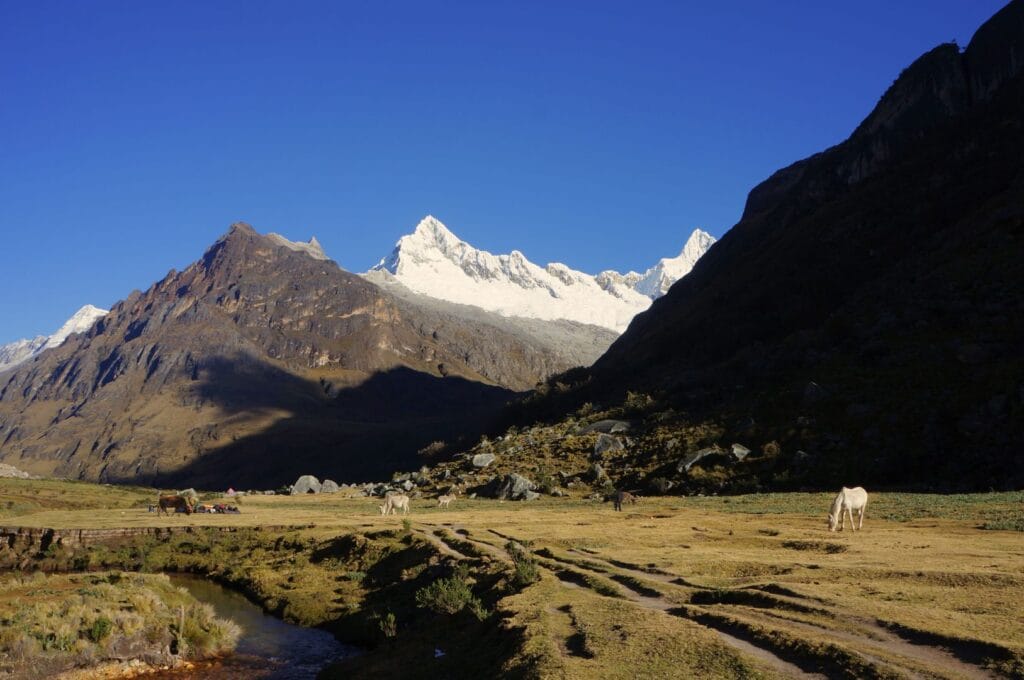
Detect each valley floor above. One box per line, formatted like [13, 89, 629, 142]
[1, 479, 1022, 678]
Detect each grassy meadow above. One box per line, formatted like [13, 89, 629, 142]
[0, 477, 1022, 678]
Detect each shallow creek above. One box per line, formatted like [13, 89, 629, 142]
[148, 573, 357, 679]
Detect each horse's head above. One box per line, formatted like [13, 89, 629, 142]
[379, 504, 387, 516]
[827, 512, 838, 532]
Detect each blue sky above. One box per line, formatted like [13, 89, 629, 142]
[0, 0, 1007, 342]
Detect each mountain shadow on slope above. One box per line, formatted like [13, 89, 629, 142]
[498, 1, 1024, 492]
[108, 364, 515, 489]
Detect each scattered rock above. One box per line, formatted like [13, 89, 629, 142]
[321, 479, 340, 493]
[0, 463, 34, 479]
[486, 473, 537, 500]
[577, 419, 631, 434]
[290, 475, 322, 495]
[731, 444, 751, 461]
[676, 447, 727, 473]
[472, 453, 496, 468]
[587, 463, 608, 484]
[401, 479, 415, 492]
[522, 490, 541, 501]
[593, 433, 624, 457]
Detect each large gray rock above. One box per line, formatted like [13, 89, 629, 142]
[577, 419, 631, 434]
[472, 453, 496, 468]
[593, 434, 625, 457]
[676, 447, 730, 474]
[587, 463, 608, 484]
[731, 444, 752, 462]
[321, 479, 340, 493]
[522, 490, 541, 501]
[487, 473, 537, 500]
[290, 475, 322, 495]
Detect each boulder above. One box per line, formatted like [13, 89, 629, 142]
[676, 447, 730, 474]
[587, 463, 608, 484]
[487, 473, 537, 500]
[577, 419, 631, 434]
[290, 475, 322, 495]
[401, 479, 415, 492]
[472, 453, 496, 468]
[522, 490, 541, 501]
[593, 434, 624, 458]
[321, 479, 340, 493]
[730, 444, 752, 462]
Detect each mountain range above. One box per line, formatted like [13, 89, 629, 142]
[0, 217, 711, 487]
[367, 216, 715, 332]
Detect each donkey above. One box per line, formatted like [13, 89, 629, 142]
[437, 491, 457, 509]
[379, 493, 411, 516]
[828, 487, 868, 532]
[614, 490, 638, 512]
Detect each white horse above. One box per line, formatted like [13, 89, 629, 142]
[437, 491, 457, 509]
[379, 493, 410, 516]
[828, 486, 868, 532]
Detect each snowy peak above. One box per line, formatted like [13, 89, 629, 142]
[45, 304, 108, 349]
[633, 229, 717, 298]
[1, 304, 108, 372]
[367, 216, 714, 333]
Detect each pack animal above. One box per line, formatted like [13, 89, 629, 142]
[614, 490, 638, 511]
[437, 491, 457, 509]
[379, 493, 411, 516]
[828, 486, 868, 532]
[157, 494, 194, 516]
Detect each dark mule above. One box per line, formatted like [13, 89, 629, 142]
[157, 494, 194, 516]
[614, 490, 638, 511]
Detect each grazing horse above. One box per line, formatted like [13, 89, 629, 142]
[437, 492, 457, 509]
[614, 490, 638, 512]
[379, 493, 411, 516]
[157, 494, 194, 516]
[828, 487, 868, 532]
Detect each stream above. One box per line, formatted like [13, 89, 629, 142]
[155, 573, 358, 679]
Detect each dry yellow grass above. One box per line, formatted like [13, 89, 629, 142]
[2, 480, 1022, 678]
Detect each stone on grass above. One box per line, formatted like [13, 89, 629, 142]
[321, 479, 340, 493]
[593, 433, 624, 458]
[472, 453, 496, 468]
[291, 475, 322, 495]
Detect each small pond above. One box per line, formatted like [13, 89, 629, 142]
[154, 573, 358, 678]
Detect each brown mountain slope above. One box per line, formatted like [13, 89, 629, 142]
[510, 0, 1024, 491]
[0, 223, 584, 487]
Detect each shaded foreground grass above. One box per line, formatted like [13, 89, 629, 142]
[1, 479, 1023, 677]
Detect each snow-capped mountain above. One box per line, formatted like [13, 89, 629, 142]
[0, 304, 108, 373]
[366, 216, 715, 333]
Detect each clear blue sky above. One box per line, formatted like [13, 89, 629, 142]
[0, 0, 1007, 342]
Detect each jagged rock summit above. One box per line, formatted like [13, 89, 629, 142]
[368, 215, 715, 332]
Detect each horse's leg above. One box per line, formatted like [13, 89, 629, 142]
[858, 505, 866, 530]
[847, 507, 855, 531]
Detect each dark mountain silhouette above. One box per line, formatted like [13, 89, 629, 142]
[511, 0, 1024, 490]
[0, 223, 587, 487]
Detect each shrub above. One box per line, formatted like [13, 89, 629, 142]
[88, 616, 113, 643]
[377, 611, 397, 640]
[415, 577, 478, 616]
[506, 541, 540, 589]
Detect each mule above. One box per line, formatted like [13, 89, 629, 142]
[379, 493, 411, 516]
[614, 490, 638, 512]
[828, 487, 868, 532]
